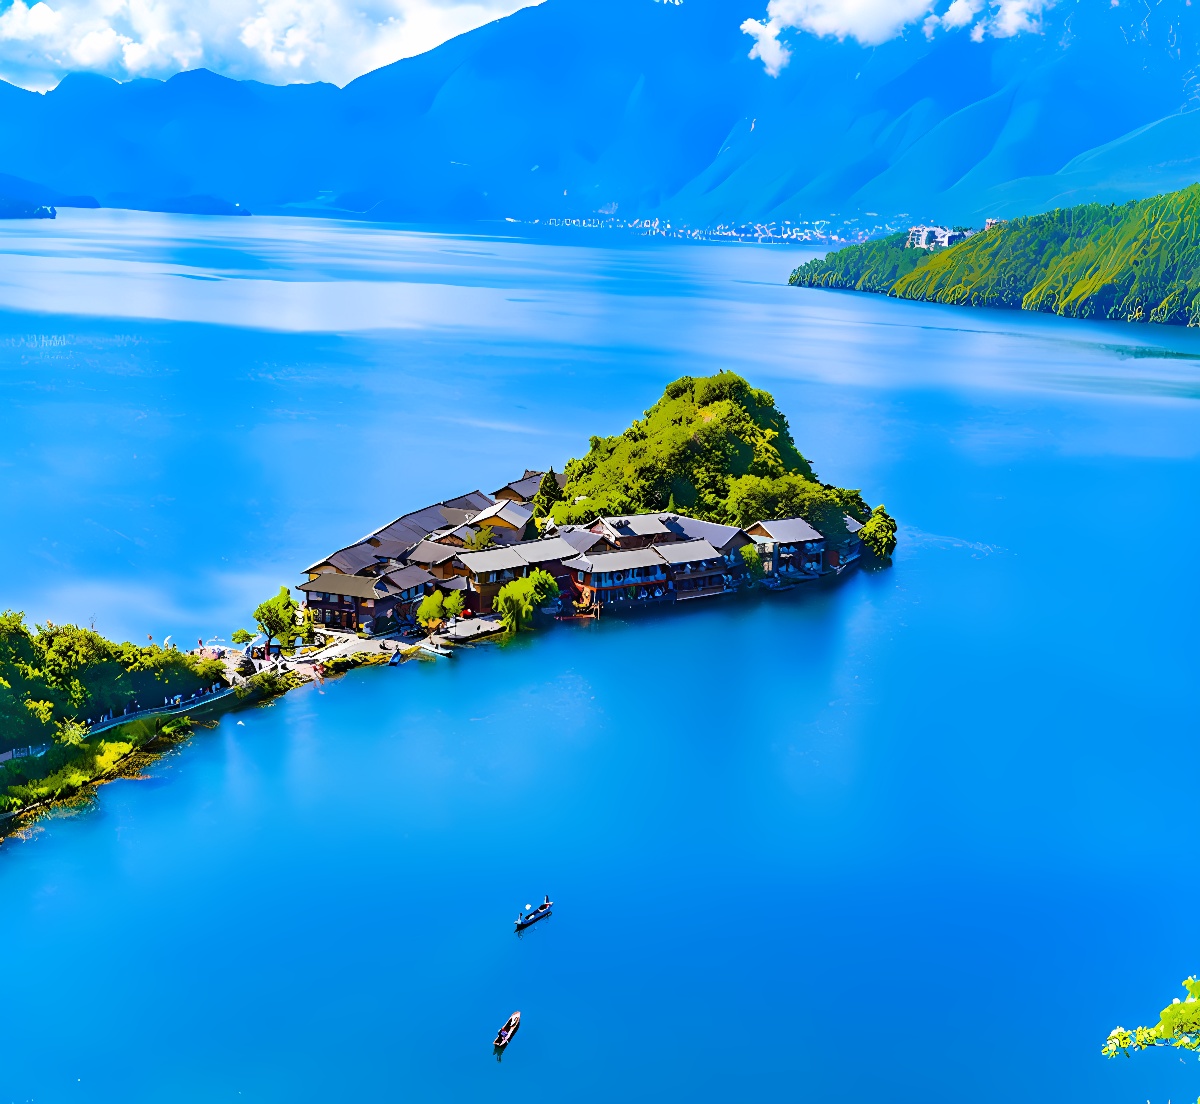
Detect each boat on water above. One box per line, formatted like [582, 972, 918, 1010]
[515, 896, 553, 930]
[493, 1010, 521, 1053]
[388, 649, 403, 666]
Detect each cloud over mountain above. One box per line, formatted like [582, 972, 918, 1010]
[741, 0, 1052, 75]
[0, 0, 541, 89]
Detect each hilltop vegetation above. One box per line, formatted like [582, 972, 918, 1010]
[790, 183, 1200, 326]
[0, 612, 224, 753]
[549, 371, 890, 551]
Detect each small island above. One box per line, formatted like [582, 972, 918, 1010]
[790, 182, 1200, 326]
[0, 372, 896, 836]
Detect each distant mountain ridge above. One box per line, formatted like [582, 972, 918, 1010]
[1, 0, 1199, 226]
[789, 182, 1200, 326]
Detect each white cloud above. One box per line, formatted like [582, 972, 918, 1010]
[0, 0, 542, 90]
[743, 0, 1053, 73]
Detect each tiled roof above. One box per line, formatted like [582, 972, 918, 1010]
[653, 538, 723, 565]
[596, 514, 672, 538]
[513, 537, 581, 565]
[563, 547, 667, 573]
[658, 514, 747, 551]
[383, 565, 435, 591]
[471, 499, 533, 528]
[748, 517, 824, 543]
[455, 546, 530, 574]
[303, 491, 493, 575]
[405, 540, 460, 566]
[298, 574, 394, 600]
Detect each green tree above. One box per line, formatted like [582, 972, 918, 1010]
[859, 505, 898, 560]
[231, 628, 255, 644]
[442, 590, 465, 625]
[494, 579, 535, 634]
[253, 587, 299, 652]
[1103, 976, 1200, 1101]
[528, 568, 559, 606]
[738, 544, 765, 580]
[54, 718, 88, 747]
[462, 526, 496, 551]
[494, 570, 559, 633]
[416, 591, 445, 637]
[531, 468, 563, 518]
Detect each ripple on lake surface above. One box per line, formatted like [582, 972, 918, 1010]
[0, 211, 1198, 1103]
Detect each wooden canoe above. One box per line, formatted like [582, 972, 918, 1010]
[493, 1010, 521, 1050]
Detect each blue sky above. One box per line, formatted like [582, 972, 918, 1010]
[0, 0, 1049, 92]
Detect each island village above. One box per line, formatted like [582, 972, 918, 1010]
[290, 469, 866, 654]
[25, 470, 870, 744]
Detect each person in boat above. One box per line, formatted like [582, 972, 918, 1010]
[540, 895, 551, 911]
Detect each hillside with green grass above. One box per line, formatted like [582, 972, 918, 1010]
[789, 183, 1200, 326]
[547, 371, 894, 553]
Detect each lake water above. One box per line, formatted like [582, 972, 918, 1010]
[1, 210, 1198, 1104]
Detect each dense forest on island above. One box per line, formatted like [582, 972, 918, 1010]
[543, 371, 895, 557]
[789, 183, 1200, 326]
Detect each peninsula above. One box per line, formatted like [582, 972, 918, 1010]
[790, 182, 1200, 326]
[1, 372, 895, 834]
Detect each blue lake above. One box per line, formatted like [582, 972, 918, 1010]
[1, 210, 1199, 1103]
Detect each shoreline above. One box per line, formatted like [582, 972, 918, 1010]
[0, 571, 860, 843]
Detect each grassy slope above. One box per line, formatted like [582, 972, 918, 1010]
[791, 183, 1200, 326]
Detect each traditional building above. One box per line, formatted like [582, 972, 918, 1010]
[465, 498, 535, 544]
[826, 515, 864, 570]
[745, 517, 826, 579]
[302, 491, 493, 580]
[379, 564, 436, 622]
[404, 540, 461, 580]
[588, 514, 676, 549]
[562, 547, 671, 608]
[298, 574, 401, 633]
[655, 538, 731, 600]
[449, 546, 530, 613]
[493, 470, 566, 505]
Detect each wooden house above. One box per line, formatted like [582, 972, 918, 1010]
[466, 498, 535, 544]
[298, 574, 403, 633]
[380, 565, 436, 622]
[303, 491, 493, 580]
[655, 539, 731, 600]
[561, 547, 671, 608]
[826, 515, 864, 570]
[451, 546, 531, 613]
[588, 514, 677, 549]
[745, 517, 826, 579]
[493, 470, 566, 505]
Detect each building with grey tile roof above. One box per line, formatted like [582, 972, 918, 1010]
[304, 491, 494, 578]
[657, 514, 750, 556]
[746, 517, 824, 544]
[653, 538, 723, 565]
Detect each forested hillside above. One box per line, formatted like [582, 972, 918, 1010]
[548, 371, 894, 554]
[790, 184, 1200, 326]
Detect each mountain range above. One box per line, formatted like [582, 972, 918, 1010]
[1, 0, 1199, 226]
